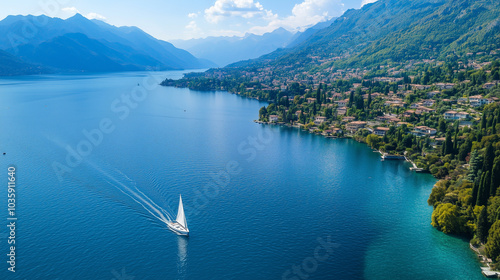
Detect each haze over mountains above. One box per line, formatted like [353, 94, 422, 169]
[0, 13, 215, 75]
[172, 18, 337, 67]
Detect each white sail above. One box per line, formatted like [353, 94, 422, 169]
[176, 195, 188, 229]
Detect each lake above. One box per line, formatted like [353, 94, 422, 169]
[0, 71, 483, 279]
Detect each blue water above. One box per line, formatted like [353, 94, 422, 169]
[0, 71, 483, 279]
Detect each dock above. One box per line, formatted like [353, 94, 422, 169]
[380, 152, 405, 160]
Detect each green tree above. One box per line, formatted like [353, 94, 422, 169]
[259, 106, 267, 120]
[444, 133, 454, 155]
[431, 203, 462, 234]
[428, 183, 447, 206]
[458, 139, 472, 161]
[491, 157, 500, 196]
[366, 134, 381, 149]
[477, 171, 491, 206]
[439, 119, 446, 133]
[316, 84, 321, 102]
[468, 150, 483, 182]
[486, 220, 500, 262]
[477, 206, 489, 244]
[484, 142, 495, 173]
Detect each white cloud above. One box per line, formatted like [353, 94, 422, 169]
[361, 0, 378, 8]
[204, 0, 272, 23]
[86, 12, 107, 21]
[58, 7, 107, 21]
[60, 6, 80, 18]
[250, 0, 344, 34]
[62, 7, 80, 14]
[186, 20, 198, 30]
[188, 12, 199, 18]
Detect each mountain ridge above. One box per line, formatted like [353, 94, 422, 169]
[0, 13, 215, 75]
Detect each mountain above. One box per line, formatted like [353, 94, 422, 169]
[0, 49, 47, 76]
[285, 17, 337, 48]
[221, 0, 500, 73]
[0, 14, 215, 74]
[171, 27, 296, 67]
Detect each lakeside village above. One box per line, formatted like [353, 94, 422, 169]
[164, 52, 500, 277]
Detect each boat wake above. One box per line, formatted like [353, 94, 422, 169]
[87, 162, 174, 227]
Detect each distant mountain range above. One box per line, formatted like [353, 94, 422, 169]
[171, 18, 337, 67]
[171, 28, 295, 67]
[0, 14, 215, 75]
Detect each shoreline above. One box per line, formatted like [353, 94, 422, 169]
[257, 119, 492, 277]
[470, 243, 500, 278]
[255, 120, 428, 173]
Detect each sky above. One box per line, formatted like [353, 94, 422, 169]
[0, 0, 377, 40]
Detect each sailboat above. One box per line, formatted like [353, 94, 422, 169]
[167, 195, 189, 236]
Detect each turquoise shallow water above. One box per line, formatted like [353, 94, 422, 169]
[0, 71, 483, 279]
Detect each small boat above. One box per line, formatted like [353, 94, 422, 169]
[167, 195, 189, 236]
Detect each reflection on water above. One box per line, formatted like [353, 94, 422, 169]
[177, 236, 188, 279]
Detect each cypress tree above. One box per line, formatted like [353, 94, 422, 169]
[445, 133, 454, 155]
[488, 116, 494, 130]
[493, 117, 497, 135]
[316, 84, 321, 102]
[491, 157, 500, 196]
[482, 113, 488, 131]
[478, 171, 492, 206]
[453, 132, 458, 154]
[484, 143, 495, 173]
[348, 91, 354, 107]
[472, 179, 480, 207]
[478, 206, 489, 244]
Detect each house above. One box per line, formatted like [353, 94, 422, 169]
[336, 107, 347, 116]
[435, 83, 455, 90]
[443, 111, 457, 120]
[346, 121, 367, 132]
[412, 126, 437, 137]
[469, 95, 483, 103]
[307, 98, 317, 104]
[385, 100, 405, 107]
[469, 95, 494, 107]
[269, 115, 279, 122]
[335, 99, 349, 107]
[322, 130, 332, 136]
[456, 112, 471, 120]
[428, 91, 440, 98]
[314, 116, 327, 125]
[373, 127, 390, 136]
[483, 83, 496, 90]
[403, 110, 416, 118]
[444, 111, 470, 120]
[343, 116, 356, 122]
[410, 103, 421, 109]
[417, 107, 435, 114]
[458, 97, 468, 104]
[331, 128, 343, 134]
[295, 110, 302, 116]
[422, 100, 434, 107]
[412, 84, 432, 90]
[388, 117, 401, 124]
[377, 116, 391, 122]
[332, 93, 343, 100]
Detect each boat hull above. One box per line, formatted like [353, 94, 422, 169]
[167, 221, 189, 236]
